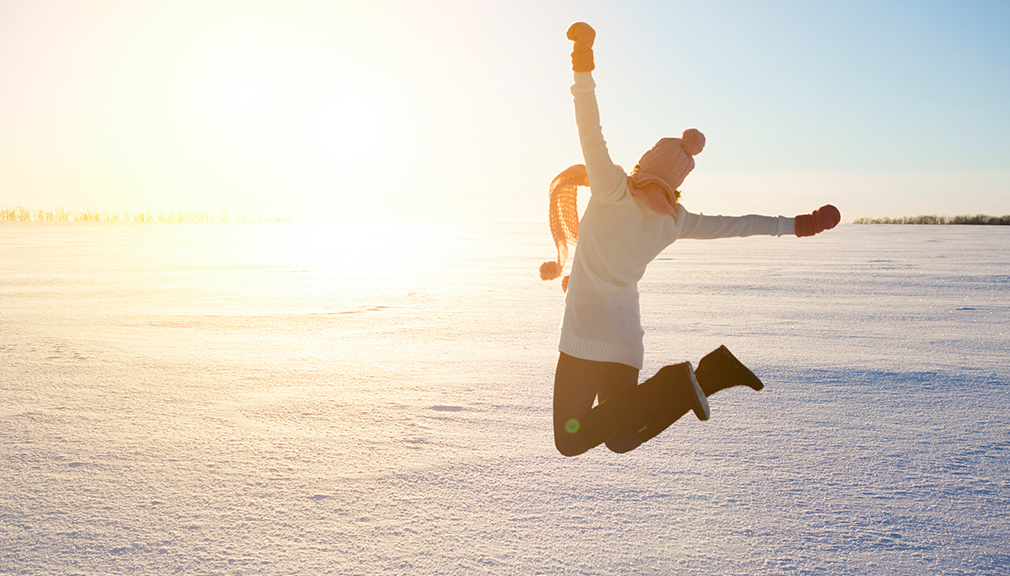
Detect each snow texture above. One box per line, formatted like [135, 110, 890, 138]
[2, 222, 1008, 575]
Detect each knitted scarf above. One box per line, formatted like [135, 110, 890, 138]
[539, 164, 677, 292]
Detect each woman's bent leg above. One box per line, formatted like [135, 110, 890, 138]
[598, 367, 643, 453]
[553, 353, 599, 456]
[558, 360, 708, 455]
[553, 353, 639, 456]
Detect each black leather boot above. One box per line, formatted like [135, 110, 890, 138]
[695, 345, 764, 397]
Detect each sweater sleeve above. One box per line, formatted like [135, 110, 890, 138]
[571, 72, 626, 203]
[679, 210, 796, 239]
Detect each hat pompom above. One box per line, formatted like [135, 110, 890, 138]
[540, 260, 562, 281]
[681, 128, 705, 156]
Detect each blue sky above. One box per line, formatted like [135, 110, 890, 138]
[1, 0, 1007, 221]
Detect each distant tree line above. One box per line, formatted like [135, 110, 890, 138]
[852, 214, 1010, 225]
[1, 207, 289, 223]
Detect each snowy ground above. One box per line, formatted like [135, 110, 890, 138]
[2, 222, 1008, 574]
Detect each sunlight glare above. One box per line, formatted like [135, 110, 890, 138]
[220, 73, 269, 117]
[190, 41, 283, 155]
[314, 92, 383, 163]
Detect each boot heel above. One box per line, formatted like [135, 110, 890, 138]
[684, 362, 710, 421]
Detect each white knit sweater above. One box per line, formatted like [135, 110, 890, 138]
[559, 72, 795, 369]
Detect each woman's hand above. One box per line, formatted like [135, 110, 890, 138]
[567, 22, 596, 72]
[795, 205, 841, 237]
[566, 22, 595, 53]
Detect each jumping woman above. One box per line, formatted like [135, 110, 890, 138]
[542, 22, 840, 457]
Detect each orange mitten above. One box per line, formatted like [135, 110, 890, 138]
[795, 205, 841, 237]
[566, 22, 596, 72]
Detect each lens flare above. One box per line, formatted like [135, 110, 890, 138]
[565, 419, 580, 434]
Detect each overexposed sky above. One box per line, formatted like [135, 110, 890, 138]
[1, 0, 1008, 221]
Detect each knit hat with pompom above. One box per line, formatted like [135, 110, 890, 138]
[628, 128, 705, 200]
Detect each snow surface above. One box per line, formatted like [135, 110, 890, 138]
[2, 222, 1008, 575]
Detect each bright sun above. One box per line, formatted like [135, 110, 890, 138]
[314, 92, 383, 163]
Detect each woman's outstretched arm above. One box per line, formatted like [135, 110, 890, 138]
[678, 205, 840, 239]
[568, 23, 626, 204]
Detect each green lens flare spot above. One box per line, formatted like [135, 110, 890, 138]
[565, 419, 580, 434]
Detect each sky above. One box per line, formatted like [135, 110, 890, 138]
[1, 0, 1008, 222]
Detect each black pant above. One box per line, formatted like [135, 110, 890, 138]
[553, 346, 761, 457]
[553, 351, 706, 456]
[553, 352, 642, 456]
